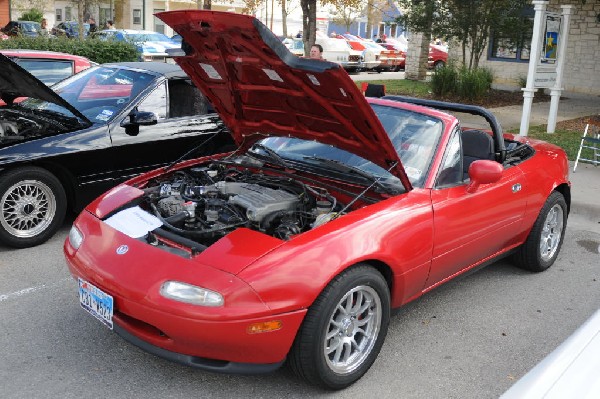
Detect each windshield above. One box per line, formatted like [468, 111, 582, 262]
[126, 33, 172, 42]
[257, 104, 443, 188]
[20, 22, 40, 33]
[18, 65, 156, 124]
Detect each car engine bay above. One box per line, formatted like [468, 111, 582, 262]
[135, 160, 361, 253]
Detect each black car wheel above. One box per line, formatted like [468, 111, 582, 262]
[0, 167, 67, 248]
[512, 191, 567, 272]
[289, 265, 390, 390]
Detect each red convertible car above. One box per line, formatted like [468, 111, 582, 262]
[65, 11, 570, 390]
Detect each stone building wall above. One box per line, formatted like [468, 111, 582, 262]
[448, 0, 600, 95]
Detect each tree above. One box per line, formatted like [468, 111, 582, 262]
[330, 0, 363, 33]
[19, 8, 44, 22]
[396, 0, 529, 69]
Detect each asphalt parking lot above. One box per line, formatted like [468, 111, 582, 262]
[1, 213, 599, 398]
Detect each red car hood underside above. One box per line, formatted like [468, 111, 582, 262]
[157, 10, 409, 186]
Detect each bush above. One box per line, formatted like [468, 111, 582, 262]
[19, 9, 43, 23]
[0, 36, 140, 64]
[430, 63, 494, 101]
[430, 62, 458, 96]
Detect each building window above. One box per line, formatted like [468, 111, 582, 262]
[488, 7, 534, 62]
[99, 8, 111, 26]
[133, 9, 142, 25]
[154, 9, 165, 34]
[65, 7, 72, 21]
[56, 9, 62, 22]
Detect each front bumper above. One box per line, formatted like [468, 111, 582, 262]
[64, 210, 307, 368]
[113, 313, 287, 374]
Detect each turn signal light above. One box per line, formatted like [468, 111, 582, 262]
[247, 320, 282, 334]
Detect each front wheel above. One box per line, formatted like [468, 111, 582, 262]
[0, 167, 67, 248]
[512, 191, 567, 272]
[288, 265, 390, 390]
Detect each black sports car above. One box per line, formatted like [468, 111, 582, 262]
[0, 55, 233, 248]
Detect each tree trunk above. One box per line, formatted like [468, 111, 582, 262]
[301, 0, 317, 56]
[281, 0, 288, 37]
[77, 2, 85, 40]
[366, 0, 374, 39]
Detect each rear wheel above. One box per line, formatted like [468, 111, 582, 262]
[0, 167, 66, 248]
[288, 265, 390, 390]
[512, 191, 567, 272]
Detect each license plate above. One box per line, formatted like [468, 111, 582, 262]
[78, 278, 114, 329]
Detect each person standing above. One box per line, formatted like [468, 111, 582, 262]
[105, 20, 116, 30]
[39, 18, 49, 36]
[88, 17, 97, 33]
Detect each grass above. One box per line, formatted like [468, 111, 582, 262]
[521, 125, 591, 161]
[355, 79, 431, 97]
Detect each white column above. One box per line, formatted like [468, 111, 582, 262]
[547, 5, 574, 133]
[520, 0, 548, 137]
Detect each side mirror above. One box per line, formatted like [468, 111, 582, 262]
[466, 160, 503, 193]
[120, 109, 157, 136]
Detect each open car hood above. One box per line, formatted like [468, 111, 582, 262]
[156, 10, 410, 188]
[0, 53, 90, 124]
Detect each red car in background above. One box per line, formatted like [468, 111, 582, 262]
[0, 49, 94, 85]
[428, 44, 448, 70]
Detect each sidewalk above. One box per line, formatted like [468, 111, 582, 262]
[488, 91, 600, 130]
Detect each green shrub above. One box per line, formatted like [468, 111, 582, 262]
[430, 62, 458, 96]
[19, 9, 43, 23]
[431, 64, 493, 101]
[457, 66, 493, 101]
[0, 36, 140, 64]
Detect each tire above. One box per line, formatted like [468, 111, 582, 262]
[0, 167, 67, 248]
[288, 265, 390, 390]
[434, 61, 446, 70]
[512, 191, 567, 272]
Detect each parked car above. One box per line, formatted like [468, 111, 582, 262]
[380, 41, 406, 70]
[315, 32, 363, 72]
[0, 55, 233, 248]
[52, 21, 91, 38]
[64, 10, 571, 390]
[94, 29, 180, 62]
[428, 44, 448, 69]
[1, 20, 41, 37]
[0, 50, 94, 85]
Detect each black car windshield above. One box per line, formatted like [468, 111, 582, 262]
[18, 65, 156, 124]
[258, 104, 443, 188]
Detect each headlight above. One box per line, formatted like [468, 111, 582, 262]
[160, 281, 224, 307]
[68, 225, 84, 250]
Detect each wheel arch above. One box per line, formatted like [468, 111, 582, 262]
[0, 161, 78, 213]
[554, 183, 571, 214]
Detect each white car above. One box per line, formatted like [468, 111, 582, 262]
[502, 309, 600, 398]
[315, 32, 362, 71]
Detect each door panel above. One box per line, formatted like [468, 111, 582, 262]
[426, 165, 527, 287]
